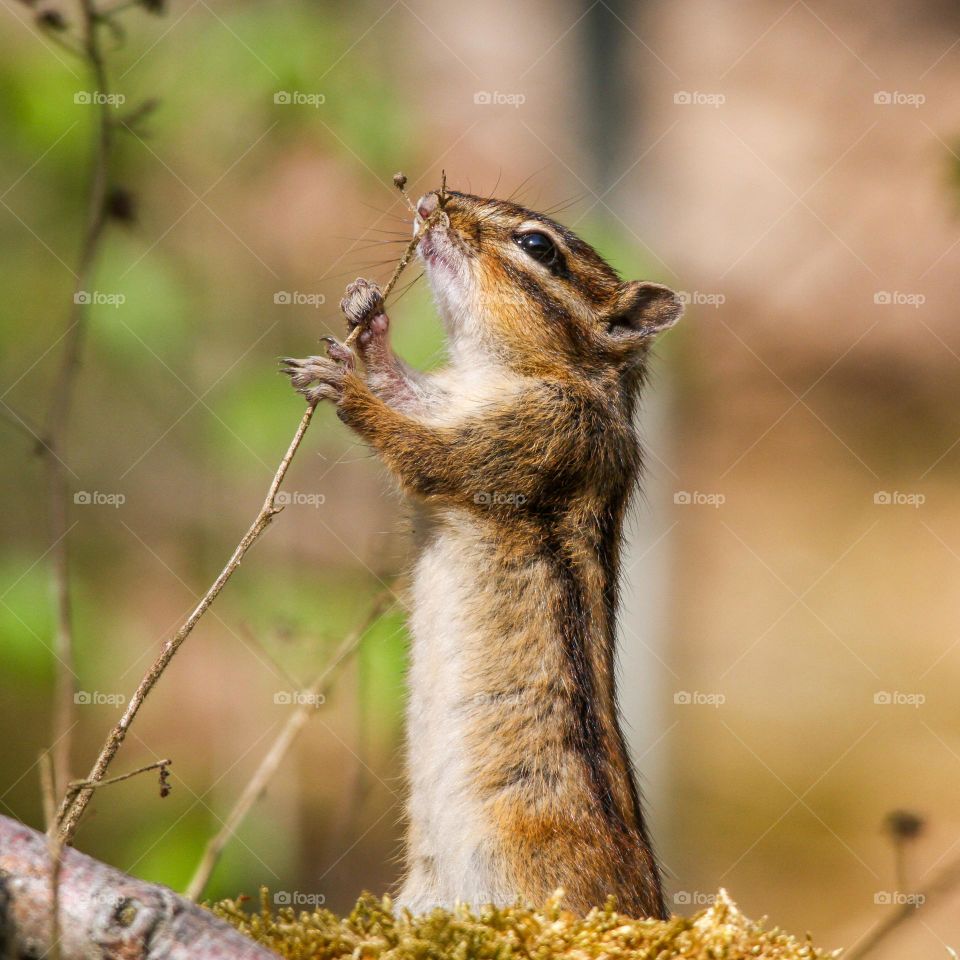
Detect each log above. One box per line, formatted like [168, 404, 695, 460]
[0, 814, 277, 959]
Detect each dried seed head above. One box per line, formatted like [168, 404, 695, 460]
[884, 809, 925, 842]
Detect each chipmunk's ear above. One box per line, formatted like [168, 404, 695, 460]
[604, 282, 683, 348]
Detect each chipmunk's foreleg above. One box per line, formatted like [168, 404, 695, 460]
[340, 278, 428, 412]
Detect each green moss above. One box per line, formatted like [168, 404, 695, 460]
[212, 889, 835, 959]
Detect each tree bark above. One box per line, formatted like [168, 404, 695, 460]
[0, 815, 276, 959]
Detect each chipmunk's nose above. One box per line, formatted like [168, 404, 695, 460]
[417, 192, 439, 220]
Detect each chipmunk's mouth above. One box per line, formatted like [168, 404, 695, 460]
[415, 217, 456, 271]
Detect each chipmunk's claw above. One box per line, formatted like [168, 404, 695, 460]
[320, 336, 354, 366]
[280, 353, 351, 404]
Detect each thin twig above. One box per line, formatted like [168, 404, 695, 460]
[343, 171, 448, 348]
[39, 752, 63, 960]
[184, 588, 397, 901]
[846, 854, 960, 959]
[65, 758, 171, 796]
[44, 0, 115, 800]
[56, 402, 319, 845]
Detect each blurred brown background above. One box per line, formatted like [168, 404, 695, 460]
[1, 0, 958, 955]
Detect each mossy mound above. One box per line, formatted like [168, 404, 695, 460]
[212, 889, 835, 959]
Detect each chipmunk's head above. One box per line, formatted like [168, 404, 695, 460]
[415, 188, 682, 378]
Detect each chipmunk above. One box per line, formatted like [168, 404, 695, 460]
[282, 187, 682, 919]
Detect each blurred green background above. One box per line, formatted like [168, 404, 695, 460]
[2, 2, 960, 957]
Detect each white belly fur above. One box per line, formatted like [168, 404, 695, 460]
[398, 515, 512, 912]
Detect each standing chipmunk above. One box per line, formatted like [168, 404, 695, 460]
[283, 187, 682, 919]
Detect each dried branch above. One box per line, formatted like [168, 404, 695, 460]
[0, 814, 277, 959]
[56, 402, 319, 845]
[39, 752, 64, 960]
[65, 758, 172, 797]
[184, 589, 397, 901]
[846, 855, 960, 959]
[343, 170, 447, 348]
[36, 0, 117, 801]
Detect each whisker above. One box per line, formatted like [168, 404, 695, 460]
[542, 191, 590, 218]
[356, 200, 411, 223]
[389, 271, 424, 304]
[506, 164, 551, 204]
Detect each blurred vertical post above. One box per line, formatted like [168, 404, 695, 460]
[580, 0, 672, 860]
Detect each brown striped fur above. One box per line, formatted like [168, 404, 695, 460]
[283, 189, 682, 918]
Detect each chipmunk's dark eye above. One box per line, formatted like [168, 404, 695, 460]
[515, 231, 559, 268]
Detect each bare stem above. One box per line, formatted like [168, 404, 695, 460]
[55, 403, 319, 845]
[846, 854, 960, 959]
[39, 753, 63, 960]
[65, 758, 171, 796]
[343, 172, 446, 348]
[184, 588, 397, 901]
[45, 0, 115, 799]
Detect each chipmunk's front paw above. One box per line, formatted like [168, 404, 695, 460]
[280, 339, 355, 404]
[341, 278, 390, 352]
[341, 278, 384, 328]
